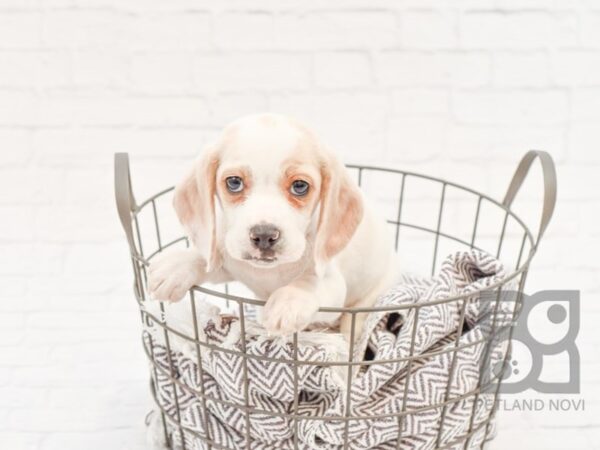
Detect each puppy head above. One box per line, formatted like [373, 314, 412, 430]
[173, 113, 363, 272]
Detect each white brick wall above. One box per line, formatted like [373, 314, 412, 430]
[1, 1, 599, 449]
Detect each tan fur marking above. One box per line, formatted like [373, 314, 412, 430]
[315, 157, 364, 261]
[280, 165, 315, 210]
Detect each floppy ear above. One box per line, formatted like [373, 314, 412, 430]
[314, 154, 364, 267]
[173, 147, 221, 272]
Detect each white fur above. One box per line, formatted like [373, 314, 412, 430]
[147, 113, 398, 341]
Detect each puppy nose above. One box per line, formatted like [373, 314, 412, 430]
[249, 224, 280, 250]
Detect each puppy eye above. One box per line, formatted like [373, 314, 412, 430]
[225, 176, 244, 193]
[290, 180, 309, 196]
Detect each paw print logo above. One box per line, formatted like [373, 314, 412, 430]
[481, 290, 580, 394]
[492, 358, 520, 380]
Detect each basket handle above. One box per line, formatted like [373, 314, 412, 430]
[114, 152, 137, 254]
[502, 150, 557, 247]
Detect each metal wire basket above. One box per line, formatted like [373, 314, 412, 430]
[114, 150, 556, 450]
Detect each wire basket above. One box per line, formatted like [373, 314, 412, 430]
[114, 150, 556, 450]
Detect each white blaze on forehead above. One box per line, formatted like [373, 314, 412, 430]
[218, 115, 305, 182]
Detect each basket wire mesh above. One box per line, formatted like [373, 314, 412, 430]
[115, 151, 556, 450]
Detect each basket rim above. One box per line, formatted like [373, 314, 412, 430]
[131, 164, 536, 313]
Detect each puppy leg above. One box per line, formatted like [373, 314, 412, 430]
[340, 258, 399, 344]
[339, 311, 368, 344]
[148, 248, 227, 302]
[261, 265, 346, 335]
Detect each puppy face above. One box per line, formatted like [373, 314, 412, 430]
[173, 114, 363, 272]
[217, 118, 322, 267]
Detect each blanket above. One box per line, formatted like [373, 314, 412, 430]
[143, 250, 514, 449]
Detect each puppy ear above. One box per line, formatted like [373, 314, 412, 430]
[314, 154, 364, 267]
[173, 146, 221, 272]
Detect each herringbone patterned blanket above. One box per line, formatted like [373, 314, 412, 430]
[144, 250, 512, 449]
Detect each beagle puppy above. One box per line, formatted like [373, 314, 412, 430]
[148, 113, 397, 340]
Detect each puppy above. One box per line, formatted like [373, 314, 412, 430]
[148, 113, 397, 341]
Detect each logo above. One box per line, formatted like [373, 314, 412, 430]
[480, 290, 580, 394]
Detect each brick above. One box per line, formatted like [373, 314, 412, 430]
[9, 404, 144, 431]
[0, 130, 32, 166]
[111, 0, 213, 12]
[12, 360, 145, 388]
[214, 12, 274, 50]
[34, 205, 123, 242]
[46, 387, 117, 407]
[203, 0, 403, 10]
[400, 11, 458, 49]
[39, 294, 112, 313]
[63, 242, 130, 276]
[31, 129, 201, 169]
[274, 12, 398, 50]
[451, 90, 569, 125]
[580, 11, 600, 48]
[130, 96, 211, 126]
[0, 312, 26, 329]
[193, 53, 311, 91]
[0, 432, 41, 450]
[314, 52, 371, 88]
[460, 12, 577, 50]
[41, 11, 128, 48]
[40, 430, 148, 450]
[0, 0, 38, 7]
[208, 92, 268, 125]
[62, 168, 112, 206]
[445, 125, 567, 162]
[0, 12, 41, 48]
[131, 13, 212, 51]
[493, 52, 551, 87]
[0, 206, 35, 240]
[386, 116, 449, 162]
[0, 327, 26, 350]
[581, 201, 600, 237]
[31, 129, 115, 167]
[269, 92, 386, 126]
[377, 51, 491, 87]
[551, 165, 600, 200]
[400, 0, 493, 6]
[49, 341, 140, 365]
[572, 88, 600, 122]
[490, 0, 581, 7]
[35, 94, 131, 127]
[569, 124, 600, 163]
[41, 0, 76, 5]
[0, 91, 38, 126]
[0, 51, 70, 88]
[71, 50, 129, 88]
[0, 243, 63, 275]
[551, 51, 600, 86]
[391, 88, 449, 115]
[0, 276, 27, 301]
[0, 167, 64, 205]
[497, 423, 596, 448]
[130, 53, 193, 93]
[27, 311, 132, 330]
[0, 345, 52, 368]
[37, 95, 211, 127]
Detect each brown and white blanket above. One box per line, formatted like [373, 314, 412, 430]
[143, 250, 513, 450]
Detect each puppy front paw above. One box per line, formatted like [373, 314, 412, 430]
[262, 286, 319, 335]
[147, 249, 205, 302]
